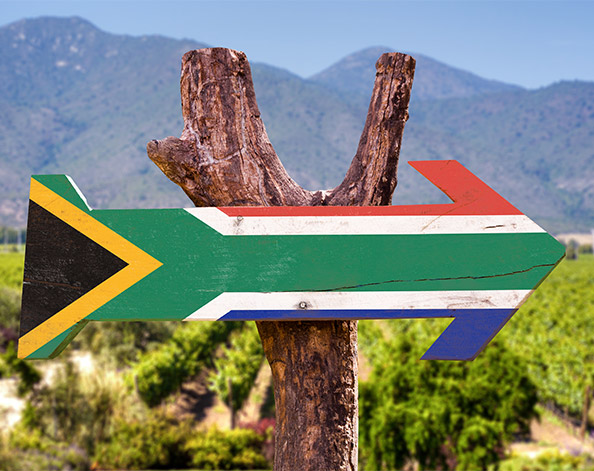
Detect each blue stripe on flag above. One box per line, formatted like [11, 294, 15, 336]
[219, 308, 516, 361]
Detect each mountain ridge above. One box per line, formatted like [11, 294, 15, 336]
[310, 46, 523, 106]
[0, 16, 592, 233]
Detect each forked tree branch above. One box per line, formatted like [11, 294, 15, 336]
[147, 47, 415, 471]
[147, 47, 414, 208]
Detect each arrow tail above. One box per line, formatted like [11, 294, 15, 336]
[18, 176, 162, 359]
[420, 309, 517, 361]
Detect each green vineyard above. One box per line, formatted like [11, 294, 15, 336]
[0, 252, 593, 469]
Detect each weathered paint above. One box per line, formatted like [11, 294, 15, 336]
[18, 160, 565, 360]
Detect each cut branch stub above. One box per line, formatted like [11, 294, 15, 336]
[147, 47, 415, 471]
[327, 52, 416, 205]
[147, 47, 415, 208]
[148, 48, 311, 207]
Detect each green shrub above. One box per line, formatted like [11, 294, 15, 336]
[8, 427, 89, 471]
[185, 427, 270, 470]
[359, 320, 538, 471]
[536, 450, 591, 470]
[240, 419, 275, 464]
[12, 358, 140, 464]
[25, 361, 91, 445]
[0, 342, 41, 395]
[0, 286, 20, 336]
[499, 450, 594, 471]
[74, 320, 177, 367]
[95, 416, 271, 470]
[94, 410, 192, 470]
[132, 321, 239, 407]
[209, 322, 264, 425]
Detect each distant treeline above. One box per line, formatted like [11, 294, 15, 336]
[0, 227, 26, 246]
[561, 239, 593, 259]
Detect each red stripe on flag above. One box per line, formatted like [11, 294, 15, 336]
[220, 160, 523, 217]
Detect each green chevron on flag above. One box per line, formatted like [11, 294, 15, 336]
[19, 160, 565, 361]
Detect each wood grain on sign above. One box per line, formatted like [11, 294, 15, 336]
[19, 160, 564, 362]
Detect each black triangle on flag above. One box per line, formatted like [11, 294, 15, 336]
[19, 201, 128, 337]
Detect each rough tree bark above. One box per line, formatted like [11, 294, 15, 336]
[147, 47, 415, 471]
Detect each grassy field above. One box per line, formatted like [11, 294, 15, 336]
[0, 252, 24, 290]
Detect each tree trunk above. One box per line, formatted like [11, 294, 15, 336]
[228, 376, 236, 430]
[580, 384, 591, 441]
[147, 47, 415, 470]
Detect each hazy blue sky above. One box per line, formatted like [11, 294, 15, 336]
[1, 0, 593, 89]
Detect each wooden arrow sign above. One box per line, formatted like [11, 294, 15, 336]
[18, 160, 564, 361]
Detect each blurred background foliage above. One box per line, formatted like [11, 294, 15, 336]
[359, 321, 538, 471]
[0, 246, 593, 470]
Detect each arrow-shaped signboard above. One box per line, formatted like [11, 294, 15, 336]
[18, 160, 564, 361]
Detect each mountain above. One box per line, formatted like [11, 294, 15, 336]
[398, 81, 594, 232]
[231, 55, 594, 233]
[310, 46, 523, 108]
[0, 16, 204, 223]
[250, 64, 364, 191]
[0, 17, 593, 233]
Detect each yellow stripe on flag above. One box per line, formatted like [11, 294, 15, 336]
[18, 179, 162, 358]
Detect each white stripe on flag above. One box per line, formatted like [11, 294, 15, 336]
[185, 208, 544, 236]
[184, 290, 532, 320]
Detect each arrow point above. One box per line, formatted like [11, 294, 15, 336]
[420, 309, 516, 361]
[407, 160, 523, 215]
